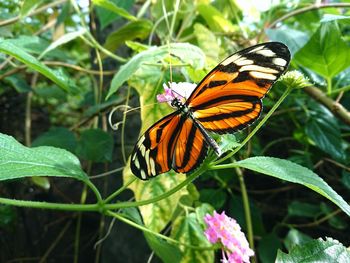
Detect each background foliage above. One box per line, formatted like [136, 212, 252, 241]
[0, 0, 350, 262]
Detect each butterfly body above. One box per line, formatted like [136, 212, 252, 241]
[131, 42, 291, 180]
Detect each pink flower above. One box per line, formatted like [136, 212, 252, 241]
[204, 211, 254, 263]
[156, 82, 197, 105]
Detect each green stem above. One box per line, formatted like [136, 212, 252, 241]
[236, 167, 255, 263]
[327, 77, 332, 95]
[85, 180, 103, 205]
[0, 197, 99, 211]
[104, 177, 137, 204]
[211, 85, 293, 166]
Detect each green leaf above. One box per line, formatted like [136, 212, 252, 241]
[199, 188, 226, 210]
[305, 104, 345, 160]
[0, 205, 17, 229]
[4, 75, 31, 93]
[144, 233, 182, 263]
[76, 129, 113, 162]
[258, 232, 282, 263]
[284, 229, 312, 251]
[123, 164, 189, 232]
[341, 171, 350, 190]
[106, 42, 205, 98]
[197, 4, 236, 33]
[32, 127, 77, 153]
[171, 208, 214, 263]
[294, 22, 350, 78]
[276, 237, 350, 263]
[321, 14, 350, 23]
[0, 133, 87, 182]
[38, 28, 87, 59]
[235, 157, 350, 216]
[20, 0, 44, 18]
[103, 20, 152, 53]
[218, 134, 240, 153]
[287, 201, 322, 218]
[0, 40, 71, 92]
[266, 27, 309, 56]
[31, 177, 50, 190]
[93, 0, 136, 22]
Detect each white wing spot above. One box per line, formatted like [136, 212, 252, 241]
[250, 71, 277, 80]
[134, 157, 140, 169]
[239, 65, 279, 74]
[273, 58, 287, 66]
[139, 144, 146, 156]
[140, 169, 147, 179]
[150, 157, 156, 176]
[221, 54, 240, 66]
[235, 58, 254, 66]
[249, 45, 264, 53]
[256, 49, 275, 57]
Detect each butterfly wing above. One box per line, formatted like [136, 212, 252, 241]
[172, 117, 209, 173]
[186, 42, 291, 133]
[131, 111, 183, 180]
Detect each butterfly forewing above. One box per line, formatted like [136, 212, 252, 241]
[187, 42, 290, 133]
[131, 112, 183, 180]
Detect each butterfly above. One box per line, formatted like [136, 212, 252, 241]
[131, 42, 291, 180]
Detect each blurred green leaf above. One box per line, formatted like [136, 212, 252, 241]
[0, 41, 71, 92]
[93, 0, 136, 23]
[4, 75, 31, 93]
[0, 205, 16, 229]
[106, 42, 205, 98]
[197, 4, 236, 33]
[32, 127, 77, 153]
[294, 22, 350, 79]
[288, 201, 322, 218]
[258, 232, 282, 263]
[193, 23, 220, 64]
[103, 20, 152, 52]
[341, 171, 350, 190]
[235, 157, 350, 216]
[321, 14, 350, 23]
[276, 237, 350, 263]
[145, 233, 182, 263]
[199, 188, 226, 210]
[0, 133, 87, 182]
[20, 0, 43, 18]
[266, 27, 309, 56]
[76, 129, 113, 162]
[171, 210, 214, 262]
[320, 203, 348, 230]
[284, 229, 312, 251]
[31, 177, 50, 190]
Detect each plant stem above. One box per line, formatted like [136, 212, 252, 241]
[104, 177, 136, 204]
[235, 167, 256, 263]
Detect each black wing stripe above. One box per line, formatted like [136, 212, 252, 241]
[191, 95, 259, 111]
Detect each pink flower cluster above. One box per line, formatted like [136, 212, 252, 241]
[204, 211, 254, 263]
[156, 82, 197, 104]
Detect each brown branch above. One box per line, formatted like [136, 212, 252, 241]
[304, 86, 350, 126]
[268, 3, 350, 28]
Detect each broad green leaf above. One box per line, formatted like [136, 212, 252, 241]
[20, 0, 44, 18]
[103, 20, 152, 53]
[321, 14, 350, 23]
[258, 233, 282, 263]
[284, 229, 312, 251]
[38, 28, 87, 59]
[0, 133, 87, 182]
[287, 201, 322, 218]
[218, 134, 240, 153]
[76, 129, 114, 162]
[305, 104, 345, 160]
[32, 127, 77, 153]
[123, 163, 188, 233]
[197, 4, 236, 33]
[294, 22, 350, 78]
[144, 233, 182, 263]
[0, 41, 71, 92]
[106, 42, 205, 98]
[235, 157, 350, 216]
[171, 207, 214, 263]
[93, 0, 136, 22]
[266, 27, 309, 56]
[276, 237, 350, 263]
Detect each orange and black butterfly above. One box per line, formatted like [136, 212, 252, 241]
[131, 42, 291, 180]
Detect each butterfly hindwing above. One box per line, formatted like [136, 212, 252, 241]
[187, 42, 290, 133]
